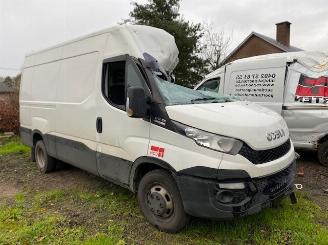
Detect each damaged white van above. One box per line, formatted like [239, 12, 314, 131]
[196, 52, 328, 166]
[20, 25, 296, 233]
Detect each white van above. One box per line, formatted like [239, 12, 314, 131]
[196, 52, 328, 167]
[20, 25, 296, 233]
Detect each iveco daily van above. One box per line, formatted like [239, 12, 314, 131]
[20, 25, 296, 233]
[196, 52, 328, 167]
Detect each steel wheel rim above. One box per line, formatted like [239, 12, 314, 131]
[36, 145, 46, 169]
[146, 184, 174, 218]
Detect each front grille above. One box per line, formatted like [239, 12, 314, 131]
[239, 139, 291, 165]
[253, 162, 295, 195]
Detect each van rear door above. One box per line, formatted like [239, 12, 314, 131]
[96, 55, 151, 185]
[282, 59, 328, 148]
[224, 58, 287, 114]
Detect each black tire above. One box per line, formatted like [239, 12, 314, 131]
[318, 141, 328, 167]
[137, 169, 189, 233]
[31, 146, 36, 162]
[34, 140, 56, 173]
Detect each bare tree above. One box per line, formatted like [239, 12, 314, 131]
[201, 24, 232, 72]
[9, 74, 21, 107]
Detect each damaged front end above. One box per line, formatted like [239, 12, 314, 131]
[175, 161, 297, 220]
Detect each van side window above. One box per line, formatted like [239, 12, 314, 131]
[102, 59, 149, 111]
[127, 62, 146, 90]
[102, 61, 126, 109]
[198, 78, 220, 92]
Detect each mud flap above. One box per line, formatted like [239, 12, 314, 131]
[290, 192, 297, 204]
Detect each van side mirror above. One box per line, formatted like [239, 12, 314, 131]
[126, 87, 147, 118]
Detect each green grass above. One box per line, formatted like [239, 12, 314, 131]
[0, 188, 327, 245]
[0, 138, 328, 244]
[0, 136, 30, 156]
[182, 195, 328, 244]
[0, 192, 125, 245]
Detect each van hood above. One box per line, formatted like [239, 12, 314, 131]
[166, 101, 289, 150]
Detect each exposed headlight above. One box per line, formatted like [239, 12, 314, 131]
[174, 121, 243, 155]
[218, 183, 245, 189]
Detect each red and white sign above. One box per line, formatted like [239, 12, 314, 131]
[295, 75, 328, 103]
[150, 146, 165, 158]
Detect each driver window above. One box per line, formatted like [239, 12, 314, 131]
[102, 61, 126, 110]
[126, 62, 148, 91]
[102, 59, 149, 111]
[198, 78, 220, 92]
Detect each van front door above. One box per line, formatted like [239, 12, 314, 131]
[96, 55, 151, 185]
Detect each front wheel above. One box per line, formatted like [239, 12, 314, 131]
[318, 141, 328, 167]
[137, 169, 189, 233]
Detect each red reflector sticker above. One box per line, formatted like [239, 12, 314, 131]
[150, 146, 165, 158]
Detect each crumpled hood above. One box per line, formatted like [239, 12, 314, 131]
[166, 101, 289, 150]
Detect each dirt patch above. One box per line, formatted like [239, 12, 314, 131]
[0, 154, 108, 191]
[295, 150, 328, 210]
[0, 184, 20, 198]
[1, 149, 328, 199]
[1, 150, 328, 209]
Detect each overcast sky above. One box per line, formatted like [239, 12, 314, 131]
[0, 0, 327, 76]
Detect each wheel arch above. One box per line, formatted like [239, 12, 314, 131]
[32, 129, 44, 146]
[318, 134, 328, 145]
[129, 156, 176, 192]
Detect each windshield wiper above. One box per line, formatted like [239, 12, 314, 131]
[191, 97, 218, 103]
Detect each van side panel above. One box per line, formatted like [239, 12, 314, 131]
[20, 47, 63, 149]
[224, 58, 286, 114]
[29, 61, 59, 140]
[20, 68, 33, 128]
[20, 34, 108, 175]
[54, 52, 99, 174]
[282, 62, 328, 149]
[54, 35, 107, 174]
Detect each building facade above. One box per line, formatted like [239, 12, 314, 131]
[222, 22, 302, 65]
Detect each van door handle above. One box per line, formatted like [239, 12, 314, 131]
[96, 117, 102, 133]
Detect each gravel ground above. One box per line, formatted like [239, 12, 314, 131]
[295, 149, 328, 211]
[0, 147, 327, 209]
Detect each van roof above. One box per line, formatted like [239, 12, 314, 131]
[230, 51, 327, 64]
[24, 24, 179, 73]
[205, 51, 328, 79]
[26, 25, 119, 57]
[26, 25, 156, 57]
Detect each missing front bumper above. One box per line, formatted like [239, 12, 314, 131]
[175, 161, 296, 220]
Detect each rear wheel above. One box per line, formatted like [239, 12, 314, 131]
[318, 140, 328, 167]
[31, 146, 36, 162]
[34, 140, 56, 173]
[137, 169, 189, 233]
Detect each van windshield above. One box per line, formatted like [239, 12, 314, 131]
[153, 74, 235, 106]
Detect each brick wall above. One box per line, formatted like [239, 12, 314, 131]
[224, 36, 283, 64]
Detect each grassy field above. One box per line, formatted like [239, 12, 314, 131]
[0, 136, 30, 156]
[0, 137, 328, 244]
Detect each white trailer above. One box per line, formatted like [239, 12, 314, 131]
[20, 25, 296, 233]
